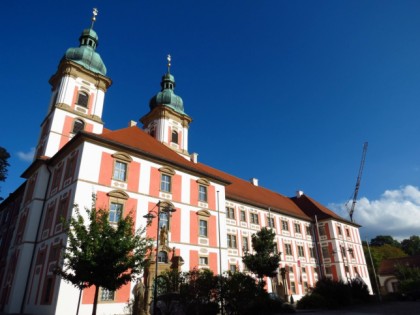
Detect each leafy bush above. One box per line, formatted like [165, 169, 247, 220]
[349, 278, 370, 303]
[296, 293, 327, 309]
[297, 277, 371, 309]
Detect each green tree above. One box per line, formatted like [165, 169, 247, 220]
[401, 235, 420, 256]
[221, 272, 259, 315]
[363, 242, 407, 295]
[56, 198, 152, 315]
[394, 263, 420, 295]
[0, 146, 10, 199]
[242, 227, 281, 284]
[370, 235, 400, 248]
[179, 268, 220, 315]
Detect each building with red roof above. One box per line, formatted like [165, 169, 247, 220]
[0, 13, 372, 315]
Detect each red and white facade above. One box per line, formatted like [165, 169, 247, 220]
[0, 20, 372, 315]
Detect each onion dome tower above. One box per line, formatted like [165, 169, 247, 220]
[35, 8, 112, 159]
[141, 55, 192, 157]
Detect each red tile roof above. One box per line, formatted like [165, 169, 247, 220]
[84, 126, 341, 221]
[291, 194, 350, 223]
[379, 255, 420, 275]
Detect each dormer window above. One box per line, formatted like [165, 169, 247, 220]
[171, 130, 178, 144]
[77, 91, 89, 107]
[72, 119, 85, 134]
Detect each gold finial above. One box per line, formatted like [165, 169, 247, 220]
[90, 8, 98, 29]
[167, 54, 172, 73]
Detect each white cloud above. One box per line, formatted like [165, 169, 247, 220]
[17, 147, 35, 162]
[329, 185, 420, 241]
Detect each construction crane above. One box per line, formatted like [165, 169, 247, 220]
[346, 142, 368, 222]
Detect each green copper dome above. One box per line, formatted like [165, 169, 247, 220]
[149, 72, 187, 115]
[64, 28, 107, 76]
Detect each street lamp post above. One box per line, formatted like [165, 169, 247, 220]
[143, 201, 176, 315]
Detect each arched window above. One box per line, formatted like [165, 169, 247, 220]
[72, 119, 85, 134]
[158, 251, 168, 263]
[77, 91, 89, 107]
[171, 130, 178, 144]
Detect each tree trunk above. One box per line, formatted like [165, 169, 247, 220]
[92, 285, 99, 315]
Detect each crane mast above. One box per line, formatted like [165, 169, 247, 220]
[349, 142, 368, 222]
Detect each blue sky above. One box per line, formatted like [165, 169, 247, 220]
[1, 0, 420, 239]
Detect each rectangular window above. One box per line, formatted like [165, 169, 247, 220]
[302, 266, 306, 274]
[250, 213, 259, 224]
[346, 228, 351, 237]
[349, 248, 355, 259]
[282, 220, 289, 231]
[240, 210, 246, 222]
[285, 244, 293, 256]
[273, 242, 279, 254]
[109, 202, 123, 223]
[113, 161, 127, 181]
[226, 207, 235, 219]
[242, 236, 249, 252]
[298, 245, 305, 257]
[309, 247, 315, 258]
[161, 174, 172, 192]
[230, 264, 237, 273]
[199, 219, 208, 237]
[294, 223, 301, 234]
[227, 234, 237, 248]
[306, 225, 311, 236]
[268, 217, 275, 228]
[199, 257, 208, 265]
[64, 155, 77, 180]
[303, 282, 308, 293]
[100, 288, 115, 301]
[325, 266, 332, 274]
[337, 226, 342, 235]
[199, 185, 207, 202]
[318, 225, 326, 236]
[340, 246, 345, 257]
[321, 246, 329, 259]
[290, 281, 296, 294]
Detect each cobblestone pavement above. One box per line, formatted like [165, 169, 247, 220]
[293, 300, 420, 315]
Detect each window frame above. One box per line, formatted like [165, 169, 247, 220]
[282, 220, 289, 231]
[109, 202, 123, 223]
[72, 118, 85, 134]
[199, 256, 209, 265]
[198, 184, 208, 202]
[226, 207, 235, 219]
[227, 234, 237, 249]
[298, 245, 305, 257]
[240, 210, 246, 222]
[199, 219, 208, 237]
[285, 243, 293, 256]
[171, 130, 179, 144]
[250, 213, 259, 224]
[76, 91, 89, 107]
[99, 287, 115, 302]
[294, 223, 301, 234]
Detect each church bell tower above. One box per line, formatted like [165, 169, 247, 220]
[140, 55, 192, 158]
[35, 8, 112, 159]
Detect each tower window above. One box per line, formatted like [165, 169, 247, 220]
[77, 91, 89, 107]
[72, 119, 85, 134]
[171, 130, 178, 144]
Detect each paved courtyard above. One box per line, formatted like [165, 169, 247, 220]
[293, 300, 420, 315]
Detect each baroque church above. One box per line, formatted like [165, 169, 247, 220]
[0, 11, 372, 315]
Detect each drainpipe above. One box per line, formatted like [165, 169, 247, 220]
[20, 165, 52, 313]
